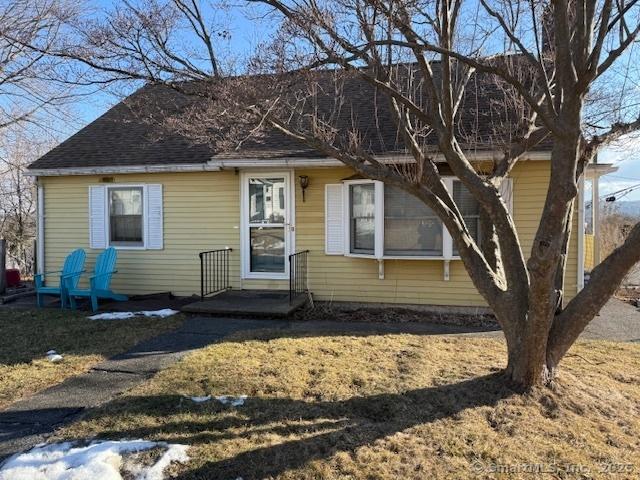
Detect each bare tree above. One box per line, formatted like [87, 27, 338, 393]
[55, 0, 640, 388]
[0, 127, 54, 277]
[0, 0, 81, 130]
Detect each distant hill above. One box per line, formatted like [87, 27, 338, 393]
[607, 200, 640, 218]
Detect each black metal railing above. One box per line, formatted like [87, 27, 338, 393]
[199, 248, 232, 300]
[289, 250, 310, 303]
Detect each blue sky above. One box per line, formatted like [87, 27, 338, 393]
[599, 141, 640, 201]
[65, 1, 640, 202]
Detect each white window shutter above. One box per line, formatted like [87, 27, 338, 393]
[89, 185, 107, 249]
[499, 178, 513, 215]
[146, 184, 164, 249]
[325, 184, 344, 254]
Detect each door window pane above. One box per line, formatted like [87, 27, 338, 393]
[249, 178, 286, 223]
[350, 184, 375, 254]
[384, 186, 443, 256]
[250, 227, 285, 272]
[109, 187, 143, 246]
[453, 181, 481, 255]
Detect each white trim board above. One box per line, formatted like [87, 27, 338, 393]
[27, 151, 554, 177]
[36, 182, 45, 274]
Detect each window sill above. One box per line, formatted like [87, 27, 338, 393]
[344, 253, 461, 261]
[383, 255, 461, 261]
[108, 245, 147, 251]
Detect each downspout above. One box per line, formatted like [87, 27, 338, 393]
[593, 173, 601, 265]
[36, 180, 45, 275]
[577, 174, 585, 290]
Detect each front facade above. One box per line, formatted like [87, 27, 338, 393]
[29, 81, 609, 309]
[34, 158, 583, 308]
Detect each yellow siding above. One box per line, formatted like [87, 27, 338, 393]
[294, 161, 579, 306]
[584, 234, 595, 271]
[40, 160, 579, 306]
[42, 172, 243, 296]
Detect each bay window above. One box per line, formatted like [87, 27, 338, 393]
[343, 179, 482, 259]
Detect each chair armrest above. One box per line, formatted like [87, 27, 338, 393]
[61, 270, 87, 290]
[35, 270, 63, 288]
[89, 270, 118, 280]
[38, 270, 63, 277]
[61, 270, 86, 278]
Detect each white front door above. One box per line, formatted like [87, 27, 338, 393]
[241, 172, 294, 279]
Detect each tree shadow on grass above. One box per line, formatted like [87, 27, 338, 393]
[75, 372, 516, 479]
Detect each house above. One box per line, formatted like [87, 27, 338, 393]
[27, 80, 614, 311]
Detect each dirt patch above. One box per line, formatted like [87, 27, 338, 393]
[100, 292, 198, 313]
[291, 303, 498, 328]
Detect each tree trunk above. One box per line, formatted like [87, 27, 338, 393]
[499, 311, 554, 388]
[505, 341, 554, 388]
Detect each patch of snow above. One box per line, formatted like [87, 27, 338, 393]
[215, 395, 248, 407]
[88, 309, 179, 321]
[88, 312, 136, 320]
[45, 351, 63, 363]
[187, 395, 212, 404]
[136, 444, 188, 480]
[138, 309, 179, 318]
[0, 440, 189, 480]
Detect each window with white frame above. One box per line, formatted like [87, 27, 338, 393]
[89, 184, 164, 250]
[349, 183, 375, 254]
[324, 178, 510, 259]
[452, 181, 481, 256]
[109, 187, 144, 247]
[384, 186, 443, 256]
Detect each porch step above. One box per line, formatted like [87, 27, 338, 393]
[181, 289, 308, 317]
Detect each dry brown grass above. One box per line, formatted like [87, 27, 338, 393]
[58, 330, 640, 479]
[0, 308, 184, 410]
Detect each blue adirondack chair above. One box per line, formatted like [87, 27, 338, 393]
[65, 247, 128, 312]
[35, 249, 86, 308]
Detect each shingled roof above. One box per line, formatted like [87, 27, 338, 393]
[29, 67, 551, 171]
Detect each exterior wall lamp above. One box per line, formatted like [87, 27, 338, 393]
[299, 175, 310, 202]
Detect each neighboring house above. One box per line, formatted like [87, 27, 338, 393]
[27, 82, 614, 309]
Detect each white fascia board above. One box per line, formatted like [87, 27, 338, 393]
[585, 163, 618, 179]
[209, 150, 551, 169]
[27, 150, 552, 177]
[26, 163, 222, 177]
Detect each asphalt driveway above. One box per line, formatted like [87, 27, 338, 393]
[580, 297, 640, 342]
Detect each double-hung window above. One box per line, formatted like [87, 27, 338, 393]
[88, 183, 164, 250]
[325, 178, 507, 259]
[109, 187, 144, 247]
[349, 183, 376, 254]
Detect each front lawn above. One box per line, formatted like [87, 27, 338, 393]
[57, 331, 640, 479]
[0, 308, 184, 409]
